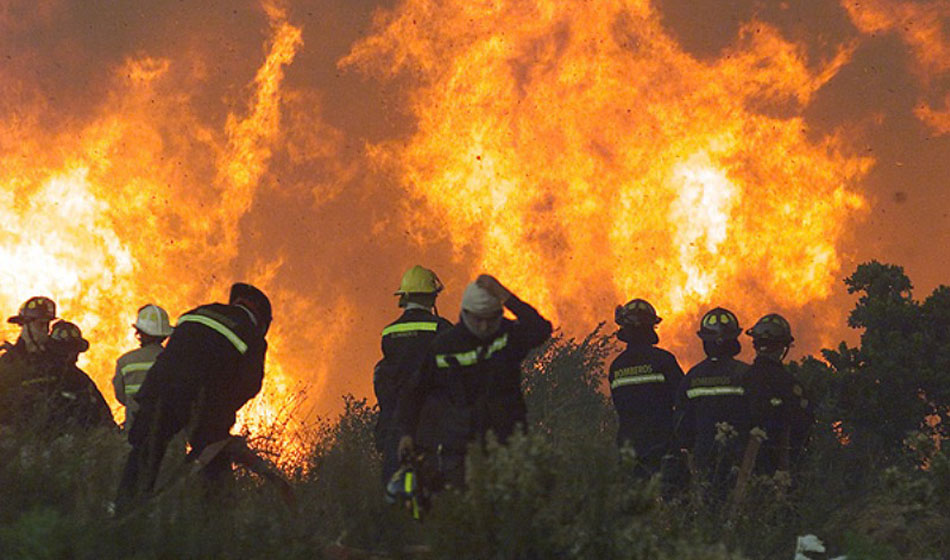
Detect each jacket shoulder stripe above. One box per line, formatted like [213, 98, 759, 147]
[382, 322, 440, 337]
[178, 314, 248, 354]
[120, 362, 155, 376]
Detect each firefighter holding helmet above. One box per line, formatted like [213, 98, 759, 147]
[395, 274, 552, 491]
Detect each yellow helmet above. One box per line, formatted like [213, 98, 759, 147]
[394, 266, 444, 296]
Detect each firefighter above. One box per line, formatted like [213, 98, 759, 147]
[113, 304, 173, 430]
[744, 314, 814, 475]
[115, 283, 271, 511]
[43, 320, 116, 432]
[609, 298, 684, 478]
[0, 296, 57, 368]
[395, 274, 552, 491]
[0, 296, 57, 427]
[375, 266, 452, 484]
[675, 307, 751, 501]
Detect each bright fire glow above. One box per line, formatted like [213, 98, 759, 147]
[6, 0, 942, 447]
[343, 0, 870, 352]
[0, 2, 312, 444]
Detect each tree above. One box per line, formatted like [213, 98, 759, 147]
[798, 261, 950, 466]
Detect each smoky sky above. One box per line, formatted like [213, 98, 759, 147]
[1, 0, 948, 415]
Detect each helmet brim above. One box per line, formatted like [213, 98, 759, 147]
[8, 315, 55, 325]
[697, 330, 740, 342]
[133, 323, 173, 338]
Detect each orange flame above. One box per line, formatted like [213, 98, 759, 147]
[343, 1, 870, 355]
[4, 0, 943, 441]
[0, 2, 317, 441]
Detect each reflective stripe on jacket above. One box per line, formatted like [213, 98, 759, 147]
[177, 309, 249, 354]
[675, 357, 751, 470]
[608, 344, 684, 454]
[397, 294, 553, 453]
[113, 343, 165, 408]
[376, 309, 452, 437]
[128, 302, 266, 449]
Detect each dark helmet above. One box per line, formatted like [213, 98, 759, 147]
[614, 298, 662, 328]
[49, 320, 90, 353]
[385, 465, 423, 519]
[697, 307, 741, 342]
[746, 313, 794, 345]
[229, 283, 272, 334]
[8, 296, 57, 325]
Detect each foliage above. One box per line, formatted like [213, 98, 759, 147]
[791, 262, 950, 472]
[2, 261, 950, 558]
[522, 325, 616, 445]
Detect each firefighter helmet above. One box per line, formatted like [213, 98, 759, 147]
[697, 307, 741, 342]
[394, 265, 444, 296]
[134, 304, 173, 337]
[615, 298, 662, 328]
[385, 464, 424, 520]
[49, 320, 89, 353]
[746, 313, 794, 344]
[7, 296, 57, 325]
[229, 282, 272, 334]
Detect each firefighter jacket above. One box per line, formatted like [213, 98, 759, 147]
[396, 295, 552, 454]
[113, 342, 164, 428]
[744, 355, 814, 474]
[128, 303, 266, 452]
[0, 345, 114, 432]
[46, 361, 116, 432]
[675, 357, 751, 471]
[0, 341, 54, 427]
[375, 308, 452, 445]
[609, 343, 684, 458]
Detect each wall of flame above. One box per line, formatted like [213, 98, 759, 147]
[1, 0, 948, 432]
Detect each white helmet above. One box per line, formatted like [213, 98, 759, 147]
[134, 304, 173, 337]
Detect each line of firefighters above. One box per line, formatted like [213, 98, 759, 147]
[375, 266, 814, 512]
[0, 285, 272, 513]
[0, 266, 812, 515]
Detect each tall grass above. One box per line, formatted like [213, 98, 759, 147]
[1, 331, 948, 559]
